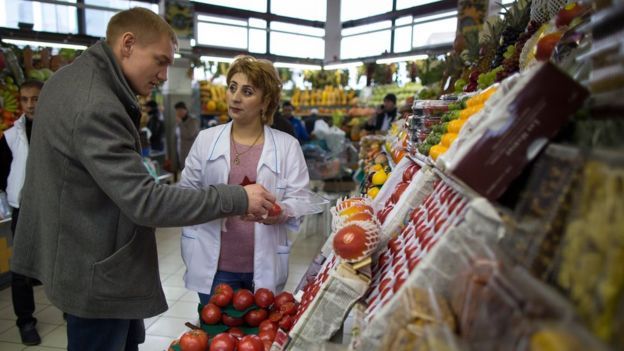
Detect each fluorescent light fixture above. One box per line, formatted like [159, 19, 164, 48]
[190, 39, 196, 46]
[200, 55, 234, 63]
[324, 61, 363, 70]
[1, 38, 87, 50]
[174, 53, 182, 59]
[376, 54, 428, 64]
[274, 62, 321, 70]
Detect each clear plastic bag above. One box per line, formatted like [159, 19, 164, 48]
[0, 191, 11, 220]
[283, 188, 331, 217]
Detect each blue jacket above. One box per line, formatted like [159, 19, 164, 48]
[288, 116, 310, 143]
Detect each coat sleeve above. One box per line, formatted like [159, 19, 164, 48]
[73, 105, 248, 227]
[279, 137, 311, 231]
[178, 132, 205, 190]
[0, 136, 12, 192]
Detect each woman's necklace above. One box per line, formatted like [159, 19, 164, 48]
[231, 128, 263, 165]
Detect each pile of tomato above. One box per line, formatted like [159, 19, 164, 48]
[169, 283, 298, 351]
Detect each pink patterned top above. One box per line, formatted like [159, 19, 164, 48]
[217, 140, 264, 273]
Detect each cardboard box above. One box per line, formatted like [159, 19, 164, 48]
[451, 63, 589, 200]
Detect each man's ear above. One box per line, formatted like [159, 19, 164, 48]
[119, 32, 137, 58]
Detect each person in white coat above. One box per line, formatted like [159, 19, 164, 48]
[179, 56, 309, 303]
[0, 79, 44, 345]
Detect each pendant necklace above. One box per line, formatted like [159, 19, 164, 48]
[232, 128, 263, 165]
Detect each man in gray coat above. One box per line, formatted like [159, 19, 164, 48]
[11, 8, 275, 351]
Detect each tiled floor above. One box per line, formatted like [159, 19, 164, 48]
[0, 215, 328, 350]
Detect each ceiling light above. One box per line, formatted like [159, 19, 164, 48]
[174, 53, 182, 59]
[200, 55, 234, 63]
[190, 39, 196, 46]
[324, 61, 363, 70]
[274, 62, 321, 70]
[376, 54, 428, 64]
[1, 38, 87, 50]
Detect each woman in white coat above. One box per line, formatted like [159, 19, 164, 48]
[179, 55, 309, 304]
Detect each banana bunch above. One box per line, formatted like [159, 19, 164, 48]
[1, 89, 18, 112]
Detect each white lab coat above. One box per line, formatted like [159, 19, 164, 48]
[178, 122, 309, 294]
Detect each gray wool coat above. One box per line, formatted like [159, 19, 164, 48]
[11, 41, 248, 319]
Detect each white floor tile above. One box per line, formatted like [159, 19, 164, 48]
[0, 341, 24, 351]
[162, 287, 188, 302]
[22, 346, 66, 350]
[144, 316, 160, 330]
[146, 317, 189, 338]
[162, 275, 185, 288]
[38, 325, 67, 349]
[0, 322, 58, 344]
[140, 335, 175, 351]
[178, 291, 199, 304]
[162, 301, 198, 319]
[0, 304, 16, 321]
[0, 319, 14, 334]
[33, 305, 65, 326]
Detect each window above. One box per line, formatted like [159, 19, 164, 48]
[341, 0, 392, 22]
[396, 0, 441, 10]
[271, 0, 325, 21]
[85, 1, 158, 37]
[412, 16, 457, 48]
[0, 0, 78, 33]
[197, 22, 248, 49]
[270, 32, 324, 59]
[193, 0, 266, 13]
[341, 30, 391, 59]
[342, 21, 391, 37]
[271, 22, 324, 37]
[249, 18, 266, 54]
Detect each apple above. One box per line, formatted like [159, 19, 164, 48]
[536, 32, 563, 61]
[555, 2, 589, 28]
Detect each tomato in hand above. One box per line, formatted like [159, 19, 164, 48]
[254, 288, 275, 308]
[210, 332, 238, 351]
[244, 308, 268, 327]
[179, 329, 209, 351]
[233, 289, 255, 311]
[238, 335, 264, 351]
[268, 203, 282, 217]
[201, 303, 222, 325]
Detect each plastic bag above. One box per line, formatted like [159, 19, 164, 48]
[283, 188, 330, 218]
[0, 191, 11, 219]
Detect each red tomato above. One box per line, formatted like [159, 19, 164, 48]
[222, 313, 244, 327]
[268, 309, 283, 322]
[233, 289, 255, 311]
[179, 329, 209, 351]
[278, 315, 294, 331]
[403, 163, 420, 182]
[268, 203, 282, 217]
[210, 332, 238, 351]
[258, 329, 276, 342]
[211, 284, 234, 307]
[201, 303, 222, 325]
[254, 288, 275, 308]
[244, 308, 268, 327]
[279, 302, 297, 316]
[227, 327, 245, 339]
[238, 335, 264, 351]
[258, 320, 278, 334]
[274, 291, 294, 309]
[210, 293, 230, 307]
[332, 224, 369, 261]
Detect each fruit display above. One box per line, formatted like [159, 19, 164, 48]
[357, 136, 392, 199]
[199, 80, 228, 118]
[367, 81, 422, 108]
[168, 283, 299, 351]
[331, 197, 380, 262]
[364, 178, 470, 320]
[291, 86, 356, 115]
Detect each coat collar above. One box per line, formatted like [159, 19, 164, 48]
[208, 122, 280, 174]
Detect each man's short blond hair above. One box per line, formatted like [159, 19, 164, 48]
[106, 7, 178, 47]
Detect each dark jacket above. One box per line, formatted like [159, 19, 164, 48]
[271, 114, 296, 138]
[11, 41, 249, 319]
[365, 108, 398, 131]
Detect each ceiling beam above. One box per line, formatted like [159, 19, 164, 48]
[191, 2, 325, 28]
[0, 27, 99, 47]
[342, 0, 457, 29]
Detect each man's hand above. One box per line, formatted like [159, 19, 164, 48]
[243, 184, 276, 221]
